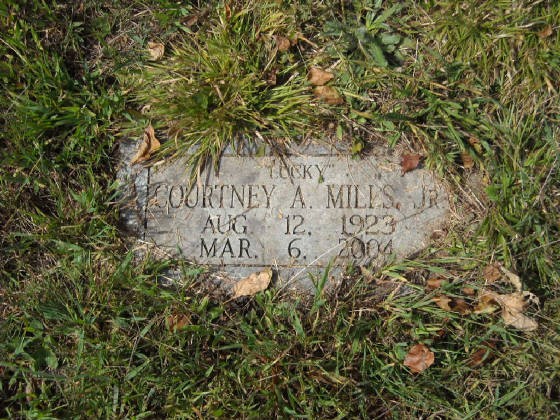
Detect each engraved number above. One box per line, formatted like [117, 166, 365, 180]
[288, 238, 302, 258]
[285, 215, 305, 235]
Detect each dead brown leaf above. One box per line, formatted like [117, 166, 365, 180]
[274, 35, 291, 52]
[183, 15, 199, 27]
[166, 313, 191, 332]
[500, 266, 523, 292]
[232, 268, 272, 299]
[483, 263, 501, 283]
[467, 136, 483, 154]
[475, 291, 539, 331]
[434, 295, 471, 315]
[467, 341, 496, 367]
[474, 291, 501, 314]
[147, 41, 165, 61]
[131, 125, 161, 164]
[265, 69, 277, 86]
[461, 286, 476, 296]
[404, 343, 434, 373]
[308, 67, 334, 86]
[538, 25, 553, 39]
[460, 151, 474, 169]
[400, 153, 422, 175]
[426, 277, 446, 290]
[313, 85, 344, 105]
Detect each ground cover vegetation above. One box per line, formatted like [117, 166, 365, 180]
[1, 0, 559, 417]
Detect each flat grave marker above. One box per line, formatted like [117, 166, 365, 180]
[119, 142, 450, 285]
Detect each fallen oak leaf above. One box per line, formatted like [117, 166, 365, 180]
[131, 124, 161, 164]
[308, 67, 334, 86]
[232, 268, 272, 299]
[147, 41, 165, 61]
[313, 85, 344, 105]
[404, 343, 434, 373]
[400, 153, 422, 175]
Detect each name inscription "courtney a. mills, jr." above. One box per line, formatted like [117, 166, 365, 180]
[142, 155, 449, 270]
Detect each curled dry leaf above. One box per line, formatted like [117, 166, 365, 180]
[131, 125, 161, 164]
[400, 153, 422, 175]
[475, 291, 539, 331]
[147, 41, 165, 61]
[404, 343, 434, 373]
[308, 67, 334, 86]
[313, 85, 344, 105]
[232, 268, 272, 299]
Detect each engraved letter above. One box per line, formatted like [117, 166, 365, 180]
[261, 185, 276, 208]
[168, 185, 184, 209]
[327, 185, 344, 208]
[202, 215, 217, 234]
[200, 238, 217, 257]
[238, 238, 251, 258]
[290, 185, 306, 208]
[184, 186, 199, 208]
[220, 238, 235, 258]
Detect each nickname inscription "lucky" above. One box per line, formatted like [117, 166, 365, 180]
[143, 155, 448, 269]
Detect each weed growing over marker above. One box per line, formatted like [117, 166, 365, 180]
[131, 1, 318, 173]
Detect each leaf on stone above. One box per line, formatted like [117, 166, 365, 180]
[308, 67, 334, 86]
[483, 263, 501, 283]
[403, 343, 434, 373]
[232, 268, 272, 299]
[147, 41, 165, 61]
[274, 35, 292, 52]
[313, 85, 344, 105]
[400, 153, 422, 175]
[166, 313, 191, 332]
[131, 124, 161, 164]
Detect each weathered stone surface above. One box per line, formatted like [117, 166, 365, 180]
[118, 140, 449, 286]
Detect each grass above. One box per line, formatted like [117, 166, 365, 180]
[1, 0, 559, 417]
